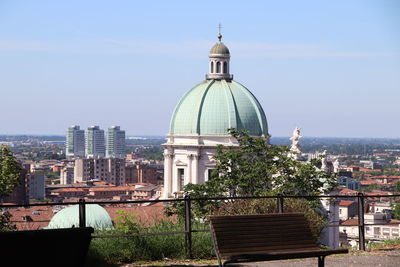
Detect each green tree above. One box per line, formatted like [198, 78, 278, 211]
[394, 181, 400, 193]
[393, 203, 400, 219]
[0, 146, 22, 199]
[210, 129, 337, 197]
[0, 146, 23, 231]
[166, 129, 338, 221]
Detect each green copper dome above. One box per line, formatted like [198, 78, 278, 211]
[46, 204, 113, 230]
[170, 79, 268, 136]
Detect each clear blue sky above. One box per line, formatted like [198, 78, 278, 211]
[0, 0, 399, 137]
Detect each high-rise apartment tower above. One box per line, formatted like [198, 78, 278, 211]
[85, 126, 105, 158]
[66, 125, 85, 158]
[106, 126, 125, 158]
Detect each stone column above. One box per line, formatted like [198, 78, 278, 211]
[187, 154, 193, 184]
[163, 150, 174, 198]
[192, 154, 200, 184]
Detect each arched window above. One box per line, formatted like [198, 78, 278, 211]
[211, 61, 214, 73]
[216, 62, 221, 73]
[223, 62, 227, 73]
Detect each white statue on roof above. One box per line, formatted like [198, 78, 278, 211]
[321, 150, 328, 171]
[289, 127, 302, 159]
[333, 158, 340, 173]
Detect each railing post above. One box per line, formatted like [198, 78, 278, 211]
[79, 198, 86, 228]
[184, 195, 193, 259]
[277, 194, 284, 213]
[357, 193, 366, 251]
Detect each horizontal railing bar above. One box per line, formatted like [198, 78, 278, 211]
[0, 198, 186, 208]
[93, 230, 187, 238]
[1, 194, 399, 208]
[93, 229, 212, 239]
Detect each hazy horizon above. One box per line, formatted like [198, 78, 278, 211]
[1, 133, 400, 140]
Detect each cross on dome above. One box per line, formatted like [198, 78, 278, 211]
[218, 23, 222, 42]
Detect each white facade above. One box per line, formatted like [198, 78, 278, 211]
[162, 135, 239, 198]
[340, 213, 400, 246]
[66, 125, 85, 158]
[106, 126, 125, 158]
[85, 126, 105, 158]
[60, 165, 74, 184]
[320, 198, 340, 249]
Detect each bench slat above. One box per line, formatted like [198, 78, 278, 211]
[212, 220, 309, 228]
[217, 238, 316, 248]
[213, 224, 312, 234]
[215, 232, 315, 242]
[218, 243, 318, 254]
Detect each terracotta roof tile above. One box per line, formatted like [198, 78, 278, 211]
[339, 200, 355, 207]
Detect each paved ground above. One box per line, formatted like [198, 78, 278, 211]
[144, 250, 400, 267]
[231, 251, 400, 267]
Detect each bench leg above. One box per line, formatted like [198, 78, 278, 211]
[318, 256, 325, 267]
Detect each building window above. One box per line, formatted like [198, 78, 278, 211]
[374, 227, 381, 237]
[178, 168, 185, 191]
[392, 229, 399, 237]
[383, 228, 390, 236]
[207, 169, 216, 181]
[217, 62, 221, 73]
[223, 62, 227, 73]
[211, 62, 214, 73]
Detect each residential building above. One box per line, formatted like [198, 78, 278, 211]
[338, 176, 360, 190]
[28, 168, 46, 200]
[370, 202, 393, 214]
[60, 164, 75, 184]
[74, 158, 125, 185]
[50, 188, 87, 199]
[340, 213, 400, 246]
[106, 126, 125, 158]
[66, 125, 85, 158]
[125, 162, 160, 184]
[132, 185, 162, 199]
[85, 126, 105, 158]
[338, 200, 358, 220]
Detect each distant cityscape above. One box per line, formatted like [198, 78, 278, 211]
[1, 131, 400, 247]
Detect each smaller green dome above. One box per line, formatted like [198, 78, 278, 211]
[210, 42, 230, 55]
[46, 204, 113, 230]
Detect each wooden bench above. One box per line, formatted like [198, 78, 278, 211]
[209, 213, 348, 267]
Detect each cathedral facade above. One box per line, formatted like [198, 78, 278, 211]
[163, 35, 269, 198]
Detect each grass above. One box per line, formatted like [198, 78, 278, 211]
[369, 238, 400, 250]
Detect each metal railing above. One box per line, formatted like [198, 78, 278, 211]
[1, 193, 400, 258]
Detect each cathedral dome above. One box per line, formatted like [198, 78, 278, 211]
[169, 79, 268, 136]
